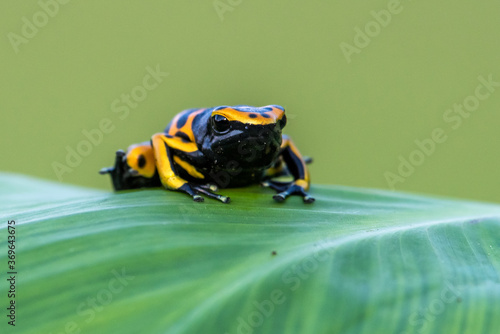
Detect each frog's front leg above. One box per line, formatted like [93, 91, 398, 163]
[151, 133, 230, 203]
[266, 135, 315, 203]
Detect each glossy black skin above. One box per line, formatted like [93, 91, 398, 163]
[168, 108, 285, 188]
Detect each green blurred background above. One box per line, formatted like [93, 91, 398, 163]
[1, 1, 499, 202]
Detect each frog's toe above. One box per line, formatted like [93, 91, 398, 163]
[178, 184, 204, 202]
[198, 183, 219, 192]
[272, 184, 315, 204]
[193, 195, 204, 202]
[192, 184, 230, 204]
[302, 194, 315, 204]
[272, 193, 286, 202]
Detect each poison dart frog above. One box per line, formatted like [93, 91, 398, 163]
[100, 105, 314, 203]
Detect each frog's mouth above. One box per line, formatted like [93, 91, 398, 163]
[211, 138, 281, 170]
[207, 121, 283, 167]
[239, 136, 281, 154]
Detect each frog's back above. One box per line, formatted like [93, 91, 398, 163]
[164, 108, 209, 140]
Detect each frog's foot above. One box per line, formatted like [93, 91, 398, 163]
[198, 183, 219, 192]
[99, 150, 128, 190]
[178, 183, 230, 203]
[262, 180, 315, 204]
[99, 150, 124, 175]
[303, 156, 313, 164]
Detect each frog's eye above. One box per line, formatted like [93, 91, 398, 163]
[212, 114, 231, 134]
[278, 114, 287, 129]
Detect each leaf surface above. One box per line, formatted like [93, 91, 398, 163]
[1, 173, 499, 334]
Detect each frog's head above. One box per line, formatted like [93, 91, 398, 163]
[203, 105, 286, 169]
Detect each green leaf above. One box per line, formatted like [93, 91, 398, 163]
[1, 173, 500, 334]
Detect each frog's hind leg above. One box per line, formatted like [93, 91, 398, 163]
[99, 150, 129, 190]
[265, 156, 313, 180]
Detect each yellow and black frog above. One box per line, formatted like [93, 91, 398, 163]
[100, 105, 314, 203]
